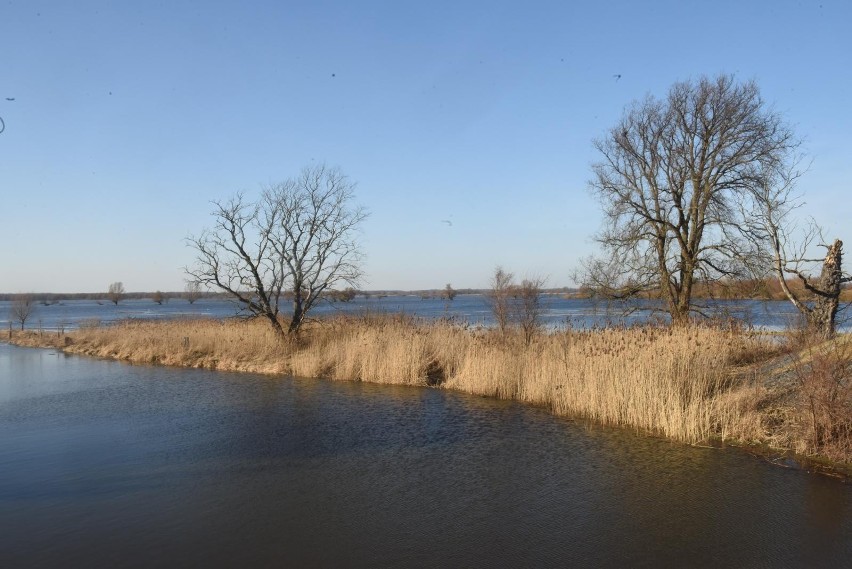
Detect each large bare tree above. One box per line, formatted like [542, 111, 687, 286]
[268, 165, 368, 333]
[187, 164, 367, 337]
[582, 75, 798, 324]
[187, 193, 286, 335]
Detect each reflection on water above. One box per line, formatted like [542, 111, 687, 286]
[0, 344, 850, 567]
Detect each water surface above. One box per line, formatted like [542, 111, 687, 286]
[1, 344, 850, 566]
[1, 295, 842, 333]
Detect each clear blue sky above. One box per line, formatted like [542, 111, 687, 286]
[1, 0, 849, 292]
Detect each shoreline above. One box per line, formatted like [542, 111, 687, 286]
[5, 315, 851, 479]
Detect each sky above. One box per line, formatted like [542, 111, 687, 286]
[1, 0, 850, 292]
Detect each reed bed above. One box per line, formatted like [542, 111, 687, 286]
[10, 315, 782, 448]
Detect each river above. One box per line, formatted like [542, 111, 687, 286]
[0, 344, 849, 567]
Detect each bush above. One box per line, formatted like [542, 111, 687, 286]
[792, 338, 852, 461]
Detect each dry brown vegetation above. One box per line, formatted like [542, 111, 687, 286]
[787, 335, 852, 462]
[7, 315, 850, 467]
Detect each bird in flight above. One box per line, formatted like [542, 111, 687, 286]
[613, 74, 622, 81]
[5, 97, 14, 101]
[441, 220, 453, 226]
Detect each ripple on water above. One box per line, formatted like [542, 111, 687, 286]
[0, 344, 850, 568]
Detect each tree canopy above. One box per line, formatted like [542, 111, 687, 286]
[583, 74, 799, 323]
[187, 164, 367, 337]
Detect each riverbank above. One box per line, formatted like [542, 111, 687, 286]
[7, 315, 850, 473]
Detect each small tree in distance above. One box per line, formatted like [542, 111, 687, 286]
[514, 277, 546, 345]
[441, 283, 457, 313]
[486, 266, 514, 337]
[10, 294, 36, 331]
[486, 268, 546, 343]
[443, 283, 456, 301]
[152, 291, 166, 305]
[108, 282, 125, 305]
[184, 281, 203, 304]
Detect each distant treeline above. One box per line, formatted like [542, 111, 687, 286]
[3, 281, 849, 303]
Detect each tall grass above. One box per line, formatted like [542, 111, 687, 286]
[10, 315, 780, 447]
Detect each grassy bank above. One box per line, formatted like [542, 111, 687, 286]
[7, 315, 850, 469]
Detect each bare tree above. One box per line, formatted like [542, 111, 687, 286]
[10, 294, 36, 331]
[582, 75, 799, 324]
[744, 171, 850, 338]
[187, 164, 368, 337]
[152, 291, 166, 305]
[486, 266, 514, 336]
[442, 283, 457, 301]
[267, 165, 368, 333]
[440, 283, 457, 313]
[184, 281, 203, 304]
[107, 282, 125, 305]
[512, 277, 547, 345]
[187, 193, 285, 335]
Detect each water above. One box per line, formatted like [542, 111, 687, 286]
[0, 295, 843, 332]
[1, 344, 850, 567]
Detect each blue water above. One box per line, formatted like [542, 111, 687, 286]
[0, 295, 843, 332]
[1, 343, 850, 567]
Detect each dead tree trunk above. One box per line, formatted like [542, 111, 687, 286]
[806, 240, 844, 339]
[777, 239, 847, 340]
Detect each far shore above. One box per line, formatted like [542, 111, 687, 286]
[6, 314, 851, 478]
[1, 280, 850, 304]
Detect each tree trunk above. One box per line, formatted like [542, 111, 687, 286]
[807, 239, 843, 339]
[671, 307, 691, 326]
[266, 312, 286, 340]
[669, 286, 692, 326]
[289, 296, 304, 334]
